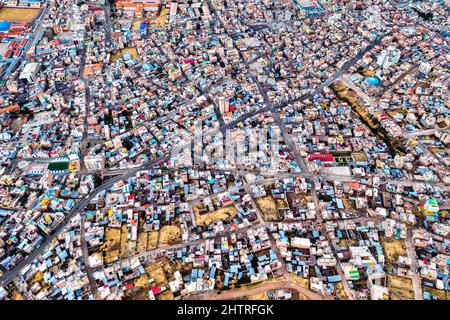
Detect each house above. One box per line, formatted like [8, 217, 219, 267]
[18, 61, 39, 84]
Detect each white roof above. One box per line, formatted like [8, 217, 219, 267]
[20, 62, 39, 77]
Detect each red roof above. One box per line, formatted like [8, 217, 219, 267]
[3, 49, 12, 59]
[0, 104, 19, 114]
[307, 153, 334, 162]
[125, 283, 134, 290]
[19, 38, 27, 47]
[151, 287, 162, 294]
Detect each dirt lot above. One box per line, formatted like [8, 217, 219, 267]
[101, 227, 121, 263]
[255, 196, 282, 221]
[147, 262, 174, 299]
[276, 199, 289, 209]
[295, 194, 313, 208]
[111, 47, 141, 62]
[12, 290, 23, 300]
[358, 69, 375, 77]
[125, 289, 148, 300]
[137, 231, 148, 253]
[125, 260, 176, 300]
[352, 152, 367, 162]
[127, 239, 137, 256]
[334, 281, 348, 299]
[145, 262, 167, 283]
[387, 275, 414, 300]
[0, 8, 40, 22]
[124, 274, 151, 300]
[342, 196, 357, 212]
[424, 287, 449, 300]
[158, 225, 182, 245]
[156, 290, 174, 300]
[333, 81, 380, 130]
[134, 274, 150, 288]
[194, 205, 239, 227]
[247, 292, 269, 300]
[147, 231, 159, 249]
[381, 237, 407, 262]
[120, 224, 128, 258]
[290, 273, 310, 289]
[29, 271, 43, 286]
[151, 8, 169, 29]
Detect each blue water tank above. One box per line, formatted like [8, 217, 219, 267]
[365, 76, 380, 86]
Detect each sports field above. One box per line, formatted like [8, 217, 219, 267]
[0, 8, 40, 23]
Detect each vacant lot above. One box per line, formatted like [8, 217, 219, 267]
[11, 290, 24, 300]
[424, 287, 449, 300]
[101, 227, 121, 263]
[247, 292, 269, 300]
[341, 196, 357, 212]
[334, 281, 348, 300]
[194, 205, 239, 227]
[126, 239, 137, 256]
[0, 8, 40, 22]
[137, 231, 148, 253]
[352, 152, 367, 162]
[111, 47, 141, 62]
[120, 224, 128, 258]
[125, 260, 177, 300]
[381, 237, 407, 262]
[255, 196, 281, 221]
[159, 225, 181, 245]
[151, 8, 169, 29]
[147, 231, 159, 249]
[290, 273, 310, 289]
[134, 274, 150, 288]
[156, 290, 174, 300]
[387, 275, 414, 300]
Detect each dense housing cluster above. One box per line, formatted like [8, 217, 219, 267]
[0, 0, 449, 300]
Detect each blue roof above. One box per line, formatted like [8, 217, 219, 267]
[365, 76, 380, 86]
[0, 21, 12, 32]
[209, 266, 216, 279]
[327, 275, 342, 283]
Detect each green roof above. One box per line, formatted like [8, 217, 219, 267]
[48, 161, 69, 171]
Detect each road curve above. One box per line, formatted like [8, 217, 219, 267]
[194, 280, 332, 301]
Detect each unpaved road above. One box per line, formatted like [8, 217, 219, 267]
[193, 280, 335, 300]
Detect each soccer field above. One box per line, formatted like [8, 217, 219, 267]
[0, 8, 40, 22]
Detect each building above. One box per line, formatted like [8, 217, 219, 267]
[115, 0, 160, 14]
[18, 62, 39, 84]
[418, 61, 433, 75]
[6, 79, 18, 93]
[84, 154, 106, 171]
[218, 97, 229, 114]
[377, 46, 401, 69]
